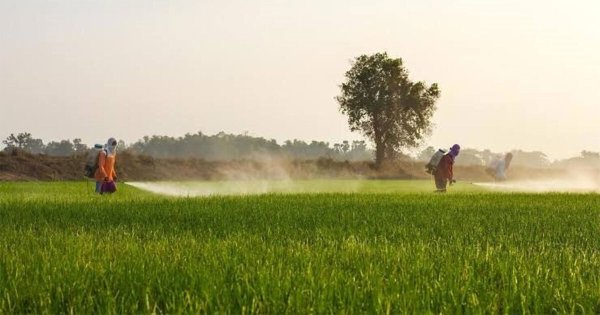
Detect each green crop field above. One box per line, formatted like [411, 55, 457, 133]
[1, 180, 600, 313]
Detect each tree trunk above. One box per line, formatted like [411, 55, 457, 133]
[373, 120, 385, 168]
[375, 141, 385, 169]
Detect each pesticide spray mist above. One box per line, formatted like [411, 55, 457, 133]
[126, 180, 294, 197]
[126, 180, 366, 197]
[126, 155, 364, 196]
[127, 158, 297, 196]
[473, 169, 600, 192]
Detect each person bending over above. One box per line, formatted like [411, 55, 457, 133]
[434, 144, 460, 193]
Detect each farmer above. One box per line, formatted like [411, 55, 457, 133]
[486, 153, 513, 181]
[434, 144, 460, 193]
[94, 137, 118, 194]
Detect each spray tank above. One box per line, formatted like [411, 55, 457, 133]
[84, 144, 105, 178]
[425, 149, 446, 174]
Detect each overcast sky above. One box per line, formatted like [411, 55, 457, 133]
[1, 0, 599, 159]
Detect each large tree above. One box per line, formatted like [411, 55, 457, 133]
[336, 52, 440, 167]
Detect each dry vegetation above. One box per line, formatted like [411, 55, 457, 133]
[0, 150, 578, 182]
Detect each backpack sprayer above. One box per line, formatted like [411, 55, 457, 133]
[84, 144, 104, 178]
[425, 149, 446, 174]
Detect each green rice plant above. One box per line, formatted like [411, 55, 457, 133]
[1, 181, 599, 313]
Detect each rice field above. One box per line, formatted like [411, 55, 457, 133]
[1, 180, 600, 313]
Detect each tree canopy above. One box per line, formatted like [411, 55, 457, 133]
[336, 52, 440, 166]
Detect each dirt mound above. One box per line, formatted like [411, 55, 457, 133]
[0, 151, 388, 181]
[113, 152, 421, 181]
[0, 150, 567, 182]
[0, 150, 85, 180]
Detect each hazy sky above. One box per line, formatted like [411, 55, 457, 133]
[1, 0, 599, 159]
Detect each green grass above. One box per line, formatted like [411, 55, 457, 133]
[1, 181, 600, 313]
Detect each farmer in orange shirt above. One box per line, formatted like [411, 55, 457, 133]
[95, 137, 118, 194]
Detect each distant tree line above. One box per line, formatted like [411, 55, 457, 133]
[1, 132, 372, 161]
[127, 132, 372, 161]
[4, 132, 600, 169]
[2, 133, 88, 156]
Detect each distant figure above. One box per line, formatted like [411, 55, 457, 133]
[486, 153, 513, 181]
[434, 144, 460, 193]
[95, 137, 118, 194]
